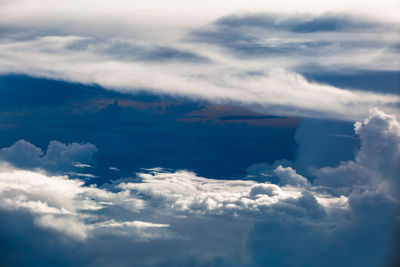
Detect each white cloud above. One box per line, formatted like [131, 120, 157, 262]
[94, 220, 169, 229]
[0, 108, 398, 265]
[73, 162, 92, 168]
[1, 0, 400, 26]
[0, 36, 398, 120]
[35, 214, 88, 240]
[0, 139, 97, 173]
[0, 164, 150, 240]
[273, 165, 309, 187]
[0, 108, 398, 240]
[315, 108, 400, 194]
[0, 159, 346, 241]
[119, 169, 322, 215]
[0, 8, 399, 121]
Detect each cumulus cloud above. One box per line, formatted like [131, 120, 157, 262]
[0, 139, 97, 173]
[0, 163, 161, 241]
[273, 165, 309, 187]
[118, 169, 328, 217]
[0, 160, 339, 266]
[0, 108, 398, 266]
[245, 108, 400, 265]
[315, 108, 400, 193]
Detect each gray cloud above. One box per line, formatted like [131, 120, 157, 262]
[0, 139, 97, 173]
[215, 13, 383, 33]
[192, 13, 399, 62]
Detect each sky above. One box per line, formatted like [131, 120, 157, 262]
[0, 1, 399, 266]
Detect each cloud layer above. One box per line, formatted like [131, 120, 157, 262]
[0, 2, 399, 265]
[0, 108, 398, 266]
[0, 7, 399, 120]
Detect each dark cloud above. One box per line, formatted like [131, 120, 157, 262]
[302, 70, 400, 94]
[247, 195, 397, 267]
[216, 13, 378, 33]
[190, 13, 398, 65]
[0, 75, 299, 182]
[0, 208, 252, 267]
[192, 27, 333, 57]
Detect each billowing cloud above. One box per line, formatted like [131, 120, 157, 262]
[0, 163, 161, 241]
[273, 165, 309, 187]
[0, 139, 97, 173]
[315, 108, 400, 191]
[118, 169, 326, 217]
[0, 108, 398, 266]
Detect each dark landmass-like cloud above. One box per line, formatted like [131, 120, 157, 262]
[0, 75, 301, 182]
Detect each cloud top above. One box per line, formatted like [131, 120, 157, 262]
[0, 108, 398, 265]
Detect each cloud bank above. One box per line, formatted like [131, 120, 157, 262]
[0, 108, 398, 266]
[0, 4, 399, 120]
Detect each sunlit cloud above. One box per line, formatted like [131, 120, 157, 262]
[0, 4, 399, 121]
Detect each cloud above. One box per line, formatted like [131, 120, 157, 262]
[1, 0, 400, 28]
[0, 99, 398, 265]
[0, 139, 97, 173]
[65, 37, 208, 63]
[1, 36, 398, 120]
[0, 162, 321, 265]
[215, 13, 381, 32]
[302, 69, 400, 94]
[315, 108, 400, 191]
[273, 165, 309, 187]
[0, 75, 302, 181]
[0, 12, 399, 121]
[0, 1, 399, 264]
[0, 161, 343, 266]
[118, 169, 330, 217]
[246, 109, 400, 266]
[0, 163, 159, 241]
[0, 139, 42, 168]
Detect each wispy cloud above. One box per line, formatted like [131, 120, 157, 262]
[0, 9, 399, 120]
